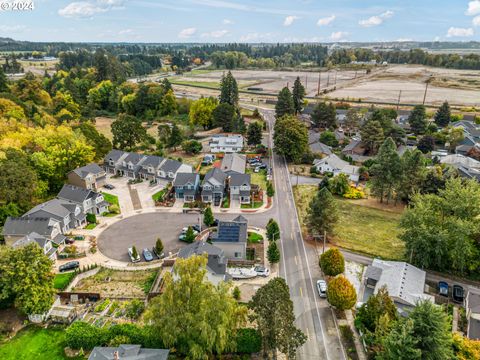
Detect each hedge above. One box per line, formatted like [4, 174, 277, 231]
[235, 328, 262, 354]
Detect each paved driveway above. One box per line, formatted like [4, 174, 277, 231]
[97, 211, 273, 262]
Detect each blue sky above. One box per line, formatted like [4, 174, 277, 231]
[1, 0, 480, 43]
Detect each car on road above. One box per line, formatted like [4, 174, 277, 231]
[128, 247, 141, 263]
[316, 279, 327, 298]
[143, 248, 154, 262]
[104, 184, 115, 190]
[254, 266, 270, 277]
[438, 281, 449, 297]
[453, 285, 465, 303]
[59, 261, 80, 272]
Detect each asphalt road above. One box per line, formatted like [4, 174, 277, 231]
[261, 109, 345, 360]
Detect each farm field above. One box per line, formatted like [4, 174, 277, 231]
[293, 185, 405, 260]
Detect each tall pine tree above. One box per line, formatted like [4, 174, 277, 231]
[219, 71, 239, 107]
[408, 105, 428, 135]
[311, 101, 337, 129]
[0, 67, 8, 93]
[307, 187, 338, 235]
[434, 101, 451, 127]
[292, 77, 306, 114]
[275, 87, 294, 118]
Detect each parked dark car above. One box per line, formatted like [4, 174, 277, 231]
[65, 238, 75, 245]
[212, 219, 219, 226]
[143, 248, 154, 262]
[59, 261, 80, 272]
[453, 285, 465, 303]
[192, 224, 201, 232]
[104, 184, 115, 190]
[438, 281, 449, 297]
[257, 163, 267, 169]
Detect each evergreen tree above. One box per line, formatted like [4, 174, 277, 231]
[345, 108, 361, 135]
[361, 120, 385, 155]
[155, 238, 164, 256]
[434, 101, 451, 127]
[167, 123, 183, 151]
[292, 77, 306, 114]
[203, 206, 214, 227]
[370, 138, 402, 203]
[250, 278, 307, 359]
[267, 241, 280, 264]
[266, 182, 275, 198]
[378, 319, 421, 360]
[247, 121, 263, 146]
[185, 226, 196, 243]
[213, 103, 235, 132]
[356, 286, 398, 333]
[307, 187, 338, 235]
[417, 135, 435, 154]
[0, 66, 8, 93]
[275, 87, 294, 118]
[219, 71, 239, 107]
[266, 219, 280, 241]
[397, 149, 426, 203]
[408, 105, 428, 135]
[311, 102, 337, 129]
[162, 78, 173, 93]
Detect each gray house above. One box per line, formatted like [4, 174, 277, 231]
[104, 150, 192, 183]
[173, 173, 200, 202]
[466, 288, 480, 340]
[68, 163, 106, 190]
[24, 198, 85, 233]
[177, 241, 231, 285]
[201, 168, 227, 205]
[229, 173, 251, 204]
[12, 232, 57, 260]
[3, 217, 65, 246]
[88, 344, 169, 360]
[58, 184, 109, 216]
[221, 153, 246, 175]
[211, 215, 248, 260]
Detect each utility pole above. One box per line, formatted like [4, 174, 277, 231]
[423, 76, 431, 105]
[317, 71, 321, 96]
[323, 230, 326, 254]
[326, 71, 330, 87]
[333, 70, 337, 85]
[396, 90, 402, 112]
[305, 75, 308, 90]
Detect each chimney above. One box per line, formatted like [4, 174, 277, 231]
[113, 351, 119, 360]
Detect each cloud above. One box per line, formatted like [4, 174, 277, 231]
[0, 25, 27, 33]
[317, 15, 335, 26]
[284, 15, 300, 26]
[222, 19, 234, 25]
[396, 38, 413, 42]
[239, 32, 274, 42]
[118, 29, 133, 35]
[201, 30, 229, 38]
[178, 27, 197, 38]
[330, 31, 348, 41]
[434, 36, 441, 41]
[446, 27, 474, 37]
[474, 16, 480, 27]
[466, 1, 480, 16]
[58, 0, 124, 18]
[359, 10, 394, 27]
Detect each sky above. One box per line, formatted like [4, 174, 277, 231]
[1, 0, 480, 43]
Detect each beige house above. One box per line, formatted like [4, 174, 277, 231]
[68, 163, 106, 190]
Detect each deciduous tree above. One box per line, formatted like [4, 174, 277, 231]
[327, 275, 357, 310]
[273, 115, 308, 162]
[111, 114, 147, 150]
[189, 97, 218, 129]
[319, 248, 345, 276]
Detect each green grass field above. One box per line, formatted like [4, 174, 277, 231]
[247, 168, 268, 190]
[53, 272, 76, 290]
[248, 232, 264, 244]
[293, 185, 405, 260]
[169, 79, 220, 89]
[0, 326, 82, 360]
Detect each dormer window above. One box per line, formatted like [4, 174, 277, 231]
[109, 160, 114, 166]
[148, 167, 154, 173]
[122, 161, 126, 167]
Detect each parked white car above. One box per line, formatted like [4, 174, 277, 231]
[254, 266, 270, 277]
[128, 247, 141, 263]
[317, 279, 327, 298]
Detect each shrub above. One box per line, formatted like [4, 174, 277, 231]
[319, 248, 345, 276]
[109, 335, 131, 347]
[86, 213, 97, 224]
[124, 299, 145, 319]
[330, 174, 349, 196]
[108, 323, 146, 345]
[236, 328, 262, 354]
[343, 187, 365, 199]
[109, 204, 120, 214]
[266, 218, 280, 241]
[182, 139, 203, 154]
[66, 321, 106, 350]
[327, 275, 357, 310]
[233, 286, 241, 300]
[155, 238, 164, 255]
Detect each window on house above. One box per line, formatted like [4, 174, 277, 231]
[234, 252, 242, 258]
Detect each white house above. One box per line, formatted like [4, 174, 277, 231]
[313, 154, 360, 182]
[209, 134, 244, 153]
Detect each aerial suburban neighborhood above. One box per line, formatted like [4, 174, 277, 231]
[2, 1, 480, 360]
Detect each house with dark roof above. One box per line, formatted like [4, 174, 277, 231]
[11, 232, 57, 260]
[466, 288, 480, 340]
[68, 163, 106, 190]
[24, 198, 85, 233]
[221, 153, 246, 175]
[229, 173, 251, 204]
[211, 215, 248, 259]
[88, 344, 169, 360]
[201, 168, 227, 205]
[173, 173, 200, 202]
[58, 184, 109, 215]
[3, 217, 65, 246]
[103, 150, 193, 183]
[177, 241, 231, 285]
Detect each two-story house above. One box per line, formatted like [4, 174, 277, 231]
[68, 163, 107, 190]
[12, 232, 57, 260]
[3, 217, 65, 246]
[209, 134, 244, 153]
[210, 215, 248, 260]
[57, 184, 110, 215]
[229, 173, 251, 204]
[201, 168, 227, 205]
[173, 173, 200, 202]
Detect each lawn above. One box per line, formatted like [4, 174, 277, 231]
[241, 201, 263, 209]
[169, 79, 220, 89]
[247, 168, 268, 190]
[85, 223, 97, 230]
[0, 326, 82, 360]
[152, 188, 167, 202]
[53, 272, 76, 290]
[293, 185, 405, 260]
[101, 192, 120, 216]
[248, 232, 264, 244]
